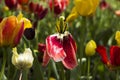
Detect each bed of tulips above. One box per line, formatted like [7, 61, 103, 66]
[0, 0, 120, 80]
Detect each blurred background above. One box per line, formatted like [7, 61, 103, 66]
[0, 0, 120, 80]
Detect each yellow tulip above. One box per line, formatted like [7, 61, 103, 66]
[12, 48, 34, 69]
[115, 31, 120, 46]
[74, 0, 99, 16]
[85, 40, 97, 56]
[66, 0, 99, 22]
[0, 12, 32, 47]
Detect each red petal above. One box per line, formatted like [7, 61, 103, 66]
[46, 34, 66, 62]
[38, 43, 46, 53]
[38, 43, 50, 66]
[62, 35, 77, 70]
[69, 34, 77, 53]
[96, 45, 109, 64]
[42, 50, 50, 67]
[110, 46, 120, 66]
[13, 22, 24, 47]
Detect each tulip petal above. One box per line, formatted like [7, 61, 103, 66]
[62, 35, 77, 70]
[69, 34, 77, 53]
[46, 34, 66, 62]
[110, 46, 120, 66]
[96, 46, 109, 64]
[2, 16, 17, 46]
[13, 22, 24, 47]
[38, 43, 50, 66]
[42, 50, 51, 66]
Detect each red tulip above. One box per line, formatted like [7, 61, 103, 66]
[29, 2, 48, 20]
[48, 0, 69, 15]
[38, 31, 77, 70]
[5, 0, 17, 9]
[96, 45, 120, 70]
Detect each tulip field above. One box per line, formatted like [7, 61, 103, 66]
[0, 0, 120, 80]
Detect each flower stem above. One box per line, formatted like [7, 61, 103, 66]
[87, 57, 90, 80]
[0, 48, 7, 80]
[19, 70, 23, 80]
[116, 71, 119, 80]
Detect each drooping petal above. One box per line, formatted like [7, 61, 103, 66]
[96, 46, 109, 64]
[110, 46, 120, 66]
[66, 7, 79, 22]
[38, 43, 50, 66]
[68, 34, 77, 53]
[62, 35, 77, 70]
[42, 50, 51, 66]
[46, 34, 66, 62]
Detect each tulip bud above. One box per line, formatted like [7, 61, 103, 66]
[12, 48, 34, 69]
[24, 28, 35, 40]
[115, 31, 120, 46]
[85, 40, 97, 56]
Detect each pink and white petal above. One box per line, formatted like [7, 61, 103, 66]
[68, 34, 77, 53]
[46, 34, 66, 62]
[62, 37, 77, 70]
[42, 51, 51, 67]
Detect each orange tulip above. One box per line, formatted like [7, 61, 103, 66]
[0, 13, 32, 47]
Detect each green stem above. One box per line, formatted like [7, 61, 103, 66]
[19, 70, 23, 80]
[116, 71, 119, 80]
[0, 48, 7, 80]
[87, 57, 90, 80]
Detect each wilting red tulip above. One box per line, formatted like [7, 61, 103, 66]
[18, 0, 29, 5]
[99, 0, 109, 10]
[5, 0, 17, 9]
[48, 0, 69, 15]
[38, 32, 77, 69]
[38, 16, 77, 69]
[96, 45, 120, 70]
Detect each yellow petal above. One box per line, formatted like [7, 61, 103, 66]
[85, 40, 97, 56]
[66, 7, 79, 22]
[115, 31, 120, 46]
[17, 12, 32, 29]
[12, 48, 19, 66]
